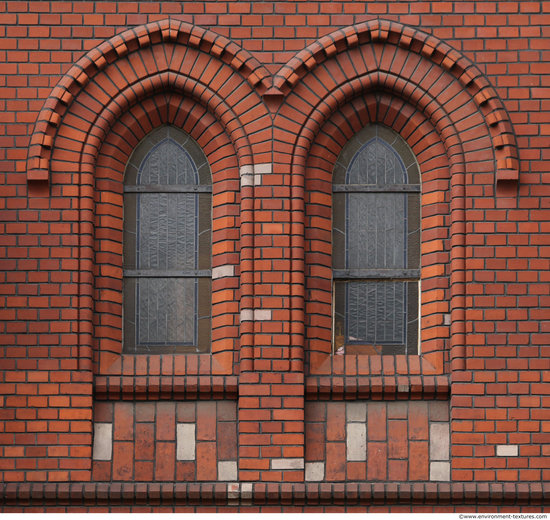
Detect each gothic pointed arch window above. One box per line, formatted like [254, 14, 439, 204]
[332, 124, 421, 356]
[122, 125, 212, 354]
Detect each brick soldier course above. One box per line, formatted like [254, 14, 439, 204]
[1, 0, 550, 513]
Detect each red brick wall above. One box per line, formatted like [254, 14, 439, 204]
[1, 0, 550, 510]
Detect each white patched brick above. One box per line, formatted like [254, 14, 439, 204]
[346, 402, 366, 422]
[92, 423, 112, 461]
[430, 461, 451, 481]
[254, 309, 272, 321]
[240, 309, 253, 322]
[227, 483, 240, 503]
[177, 424, 196, 461]
[240, 165, 254, 176]
[227, 483, 239, 497]
[241, 483, 253, 501]
[218, 461, 238, 481]
[212, 265, 234, 280]
[497, 445, 519, 457]
[254, 163, 271, 186]
[240, 165, 254, 186]
[272, 458, 304, 470]
[254, 163, 272, 175]
[430, 423, 450, 461]
[305, 462, 324, 482]
[346, 423, 366, 461]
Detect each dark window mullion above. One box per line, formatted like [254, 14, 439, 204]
[333, 269, 420, 280]
[333, 184, 420, 193]
[124, 270, 212, 278]
[124, 185, 212, 193]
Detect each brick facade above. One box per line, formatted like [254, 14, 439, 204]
[1, 0, 550, 512]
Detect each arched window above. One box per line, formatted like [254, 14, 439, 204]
[122, 126, 212, 354]
[333, 124, 420, 356]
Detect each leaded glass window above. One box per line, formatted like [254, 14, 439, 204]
[123, 126, 212, 354]
[332, 124, 420, 355]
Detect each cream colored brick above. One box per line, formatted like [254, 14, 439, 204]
[497, 445, 518, 457]
[212, 265, 234, 279]
[218, 461, 238, 481]
[92, 423, 112, 461]
[240, 165, 254, 186]
[240, 309, 253, 322]
[254, 309, 271, 321]
[272, 458, 304, 470]
[177, 424, 195, 461]
[430, 461, 450, 481]
[346, 423, 366, 461]
[254, 163, 272, 174]
[430, 423, 450, 460]
[305, 462, 324, 482]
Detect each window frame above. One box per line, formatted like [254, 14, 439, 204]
[332, 124, 422, 356]
[122, 125, 213, 355]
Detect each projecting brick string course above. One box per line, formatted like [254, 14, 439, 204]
[2, 0, 550, 510]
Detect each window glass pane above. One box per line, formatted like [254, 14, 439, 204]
[347, 281, 406, 344]
[198, 193, 212, 271]
[124, 277, 212, 355]
[136, 277, 197, 347]
[335, 192, 420, 271]
[137, 139, 198, 186]
[135, 192, 197, 271]
[334, 281, 419, 356]
[407, 193, 421, 270]
[345, 193, 406, 270]
[346, 139, 408, 185]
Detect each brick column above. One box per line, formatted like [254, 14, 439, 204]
[238, 163, 306, 482]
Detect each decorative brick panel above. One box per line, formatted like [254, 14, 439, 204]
[91, 401, 237, 483]
[305, 401, 450, 482]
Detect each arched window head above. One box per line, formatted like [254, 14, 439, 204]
[333, 124, 421, 356]
[123, 126, 212, 354]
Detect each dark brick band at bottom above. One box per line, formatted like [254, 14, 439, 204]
[2, 482, 549, 508]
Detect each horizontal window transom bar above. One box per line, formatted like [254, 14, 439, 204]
[124, 185, 212, 193]
[332, 184, 420, 193]
[123, 270, 212, 278]
[333, 269, 421, 279]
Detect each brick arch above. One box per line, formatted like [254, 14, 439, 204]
[304, 93, 454, 374]
[274, 18, 519, 184]
[27, 18, 271, 182]
[273, 22, 519, 373]
[91, 93, 241, 375]
[27, 20, 272, 374]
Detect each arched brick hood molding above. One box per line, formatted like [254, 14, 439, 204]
[273, 19, 519, 184]
[26, 18, 272, 182]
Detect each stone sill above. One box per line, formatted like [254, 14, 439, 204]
[1, 482, 547, 507]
